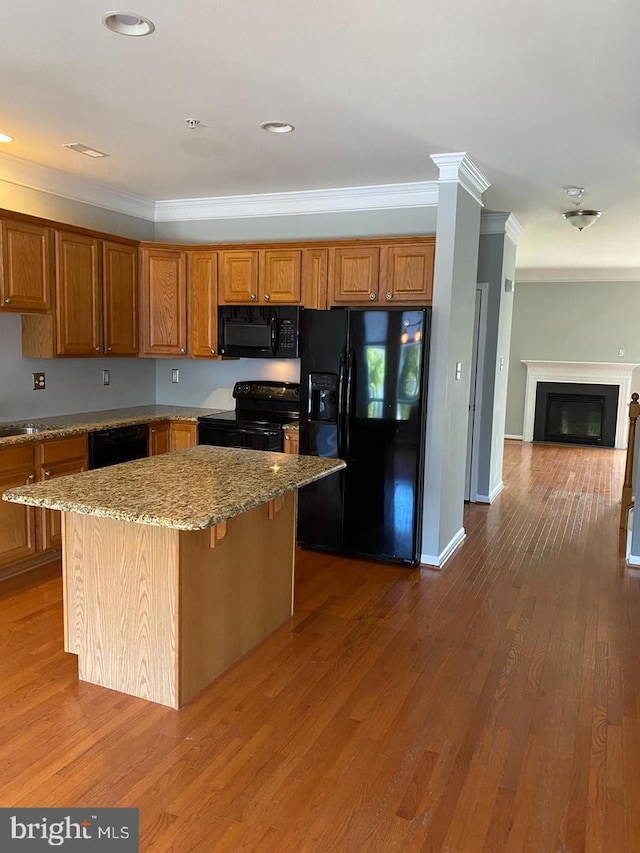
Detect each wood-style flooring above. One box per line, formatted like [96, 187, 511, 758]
[0, 440, 637, 851]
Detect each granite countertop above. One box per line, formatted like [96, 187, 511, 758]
[0, 405, 226, 447]
[283, 422, 299, 432]
[3, 446, 345, 530]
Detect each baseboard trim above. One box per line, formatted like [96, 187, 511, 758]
[475, 481, 504, 504]
[627, 553, 640, 567]
[420, 527, 466, 569]
[505, 434, 523, 441]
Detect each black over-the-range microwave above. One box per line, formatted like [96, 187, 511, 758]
[218, 305, 300, 358]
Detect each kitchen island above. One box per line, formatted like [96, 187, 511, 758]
[3, 446, 345, 708]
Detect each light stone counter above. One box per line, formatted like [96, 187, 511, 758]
[3, 445, 344, 529]
[0, 405, 225, 447]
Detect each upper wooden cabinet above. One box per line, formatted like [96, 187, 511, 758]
[140, 248, 188, 357]
[55, 230, 102, 356]
[189, 251, 218, 358]
[218, 248, 301, 305]
[102, 241, 139, 355]
[21, 230, 138, 358]
[0, 218, 52, 313]
[330, 239, 435, 306]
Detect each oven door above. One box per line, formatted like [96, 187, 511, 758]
[198, 422, 283, 452]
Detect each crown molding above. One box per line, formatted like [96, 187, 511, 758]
[480, 212, 523, 245]
[516, 267, 640, 283]
[430, 152, 491, 205]
[154, 181, 439, 222]
[0, 151, 155, 221]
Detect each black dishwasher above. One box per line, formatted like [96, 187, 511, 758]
[88, 424, 149, 469]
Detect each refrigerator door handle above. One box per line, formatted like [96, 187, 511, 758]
[269, 315, 277, 354]
[337, 349, 346, 458]
[345, 348, 355, 460]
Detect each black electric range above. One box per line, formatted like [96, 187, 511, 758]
[197, 380, 300, 452]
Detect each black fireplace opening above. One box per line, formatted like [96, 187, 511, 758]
[533, 382, 618, 447]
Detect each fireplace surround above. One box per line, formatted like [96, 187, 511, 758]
[521, 361, 639, 449]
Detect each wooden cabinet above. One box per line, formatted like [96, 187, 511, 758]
[302, 248, 328, 309]
[103, 241, 138, 355]
[0, 218, 52, 313]
[283, 428, 299, 455]
[21, 232, 138, 358]
[189, 251, 218, 358]
[140, 248, 188, 357]
[38, 435, 87, 552]
[170, 422, 197, 451]
[55, 230, 102, 355]
[0, 445, 38, 569]
[219, 249, 302, 305]
[149, 422, 171, 455]
[329, 238, 435, 306]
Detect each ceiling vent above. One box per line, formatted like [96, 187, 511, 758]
[62, 143, 109, 159]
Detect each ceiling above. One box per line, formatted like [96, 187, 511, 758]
[1, 0, 638, 271]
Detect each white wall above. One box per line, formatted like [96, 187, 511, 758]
[155, 358, 300, 410]
[506, 280, 640, 437]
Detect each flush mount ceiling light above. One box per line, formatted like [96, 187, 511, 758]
[62, 142, 109, 158]
[102, 12, 155, 36]
[562, 186, 602, 231]
[0, 132, 13, 143]
[259, 121, 295, 134]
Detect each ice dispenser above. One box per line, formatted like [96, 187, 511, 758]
[308, 373, 339, 423]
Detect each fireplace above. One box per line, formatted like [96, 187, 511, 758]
[533, 382, 618, 447]
[521, 361, 640, 449]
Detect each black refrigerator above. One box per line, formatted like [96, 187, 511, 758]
[297, 307, 431, 566]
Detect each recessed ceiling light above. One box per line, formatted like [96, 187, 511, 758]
[259, 121, 295, 134]
[0, 132, 13, 143]
[102, 12, 155, 36]
[62, 142, 109, 159]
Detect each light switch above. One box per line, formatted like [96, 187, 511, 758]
[171, 369, 180, 383]
[455, 362, 462, 380]
[500, 357, 505, 371]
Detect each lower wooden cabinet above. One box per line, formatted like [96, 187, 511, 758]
[38, 435, 87, 552]
[170, 422, 197, 451]
[149, 422, 171, 456]
[283, 428, 299, 455]
[0, 435, 87, 576]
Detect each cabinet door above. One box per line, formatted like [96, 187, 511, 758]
[149, 422, 171, 455]
[103, 241, 139, 355]
[170, 422, 197, 451]
[283, 429, 299, 454]
[302, 248, 328, 309]
[0, 459, 37, 568]
[330, 247, 380, 305]
[261, 249, 301, 303]
[0, 219, 52, 313]
[189, 251, 219, 357]
[219, 250, 259, 304]
[140, 249, 188, 356]
[40, 458, 87, 551]
[55, 230, 102, 356]
[382, 242, 435, 304]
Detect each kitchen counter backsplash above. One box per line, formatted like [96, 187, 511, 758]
[0, 405, 225, 446]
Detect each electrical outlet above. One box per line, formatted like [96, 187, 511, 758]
[619, 348, 625, 358]
[102, 369, 111, 386]
[171, 368, 180, 384]
[32, 372, 46, 391]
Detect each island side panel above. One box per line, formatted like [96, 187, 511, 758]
[178, 491, 297, 706]
[63, 513, 181, 708]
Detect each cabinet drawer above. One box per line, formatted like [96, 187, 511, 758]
[0, 444, 36, 472]
[40, 435, 87, 465]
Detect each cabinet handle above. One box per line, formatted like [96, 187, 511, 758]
[250, 293, 257, 300]
[94, 346, 100, 351]
[385, 292, 393, 300]
[180, 347, 186, 353]
[284, 435, 290, 441]
[210, 348, 216, 354]
[27, 473, 35, 483]
[3, 297, 12, 304]
[369, 292, 377, 300]
[107, 346, 112, 352]
[264, 293, 270, 300]
[150, 428, 156, 434]
[44, 470, 52, 479]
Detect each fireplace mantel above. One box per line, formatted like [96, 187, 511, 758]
[522, 360, 640, 449]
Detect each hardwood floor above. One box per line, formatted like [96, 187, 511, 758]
[0, 441, 637, 851]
